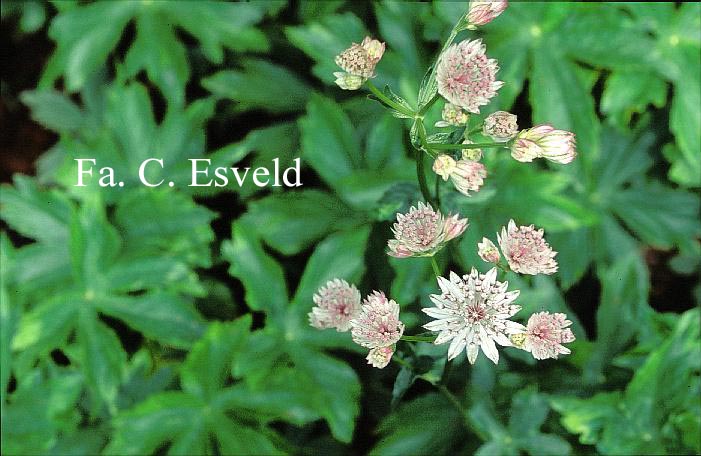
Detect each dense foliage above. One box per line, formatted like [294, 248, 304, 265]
[1, 1, 699, 455]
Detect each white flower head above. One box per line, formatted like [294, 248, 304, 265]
[497, 219, 558, 275]
[435, 103, 469, 127]
[351, 291, 405, 349]
[422, 268, 524, 364]
[309, 279, 362, 332]
[450, 159, 487, 196]
[511, 124, 577, 164]
[466, 1, 508, 29]
[483, 111, 518, 142]
[388, 202, 468, 258]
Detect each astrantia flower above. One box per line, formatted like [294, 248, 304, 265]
[432, 154, 457, 180]
[478, 237, 500, 264]
[511, 125, 577, 164]
[483, 111, 518, 142]
[449, 159, 487, 196]
[351, 291, 405, 348]
[422, 268, 524, 364]
[388, 202, 468, 258]
[497, 219, 557, 275]
[466, 0, 508, 29]
[309, 279, 362, 332]
[334, 37, 385, 83]
[435, 103, 469, 127]
[436, 39, 503, 114]
[366, 346, 394, 368]
[512, 312, 575, 360]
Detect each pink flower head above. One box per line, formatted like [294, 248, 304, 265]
[366, 346, 394, 368]
[483, 111, 518, 142]
[387, 202, 468, 258]
[436, 39, 503, 114]
[478, 237, 501, 263]
[497, 219, 557, 275]
[309, 279, 362, 332]
[450, 159, 487, 196]
[351, 291, 405, 349]
[335, 36, 385, 79]
[511, 124, 577, 164]
[515, 312, 576, 360]
[422, 268, 524, 364]
[466, 1, 508, 28]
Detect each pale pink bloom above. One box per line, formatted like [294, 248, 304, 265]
[422, 268, 524, 364]
[335, 36, 385, 79]
[435, 103, 469, 127]
[514, 312, 576, 360]
[309, 279, 362, 332]
[461, 140, 483, 161]
[466, 1, 508, 28]
[483, 111, 518, 142]
[450, 159, 487, 196]
[497, 219, 558, 275]
[478, 237, 501, 263]
[333, 72, 364, 90]
[366, 346, 394, 368]
[388, 202, 468, 258]
[351, 291, 405, 349]
[436, 39, 503, 114]
[511, 125, 577, 164]
[432, 154, 457, 180]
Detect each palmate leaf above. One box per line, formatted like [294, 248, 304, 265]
[224, 224, 369, 442]
[39, 1, 277, 101]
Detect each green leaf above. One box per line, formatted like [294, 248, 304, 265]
[96, 294, 205, 349]
[222, 220, 288, 317]
[669, 57, 701, 187]
[181, 317, 251, 400]
[601, 70, 667, 127]
[291, 227, 370, 308]
[244, 190, 359, 256]
[19, 89, 86, 132]
[0, 175, 73, 244]
[210, 414, 281, 455]
[124, 10, 190, 106]
[299, 94, 361, 188]
[105, 392, 204, 455]
[75, 310, 127, 413]
[203, 60, 311, 113]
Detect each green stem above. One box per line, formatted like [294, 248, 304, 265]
[415, 147, 434, 205]
[430, 256, 441, 277]
[428, 142, 506, 150]
[436, 384, 469, 424]
[392, 355, 412, 369]
[366, 80, 415, 118]
[400, 335, 437, 342]
[418, 92, 440, 116]
[434, 174, 441, 206]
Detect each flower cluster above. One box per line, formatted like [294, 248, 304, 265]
[312, 0, 578, 377]
[310, 280, 405, 369]
[334, 37, 385, 90]
[388, 202, 468, 258]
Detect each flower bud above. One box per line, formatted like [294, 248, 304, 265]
[450, 159, 487, 196]
[483, 111, 518, 142]
[366, 346, 394, 369]
[432, 154, 457, 181]
[435, 103, 469, 127]
[478, 237, 501, 263]
[333, 72, 364, 90]
[461, 140, 483, 161]
[511, 125, 577, 164]
[466, 1, 508, 29]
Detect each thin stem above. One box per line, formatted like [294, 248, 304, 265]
[434, 174, 441, 206]
[436, 384, 468, 419]
[430, 256, 441, 278]
[392, 355, 412, 369]
[428, 142, 506, 150]
[415, 147, 434, 205]
[400, 335, 437, 342]
[366, 80, 415, 118]
[418, 92, 440, 116]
